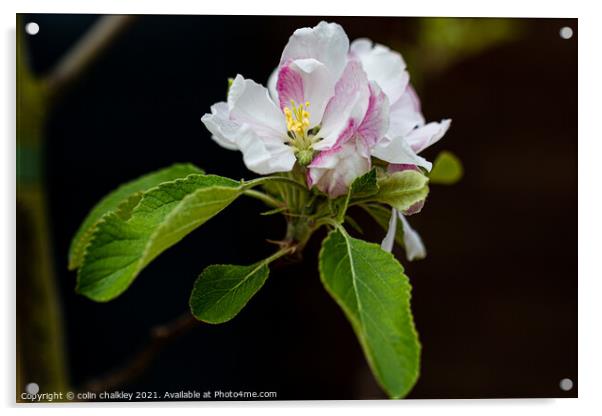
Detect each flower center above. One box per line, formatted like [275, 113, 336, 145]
[284, 100, 320, 166]
[284, 100, 311, 137]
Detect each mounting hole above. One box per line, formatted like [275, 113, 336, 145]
[559, 378, 574, 391]
[25, 22, 40, 35]
[559, 26, 573, 40]
[25, 382, 39, 395]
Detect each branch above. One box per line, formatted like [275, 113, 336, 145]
[44, 15, 136, 100]
[79, 245, 303, 394]
[81, 312, 200, 393]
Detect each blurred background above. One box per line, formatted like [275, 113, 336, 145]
[16, 15, 577, 400]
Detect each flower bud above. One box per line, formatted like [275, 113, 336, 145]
[376, 169, 429, 212]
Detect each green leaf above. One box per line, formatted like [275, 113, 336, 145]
[77, 174, 243, 302]
[375, 170, 429, 212]
[330, 169, 380, 223]
[190, 262, 270, 324]
[350, 168, 379, 198]
[429, 151, 463, 185]
[319, 229, 421, 399]
[68, 163, 202, 270]
[360, 204, 405, 248]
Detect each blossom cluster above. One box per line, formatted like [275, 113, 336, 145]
[202, 21, 451, 260]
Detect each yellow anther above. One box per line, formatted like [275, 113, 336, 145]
[285, 100, 311, 137]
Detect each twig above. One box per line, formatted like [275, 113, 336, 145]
[81, 312, 199, 393]
[44, 15, 136, 100]
[80, 251, 303, 394]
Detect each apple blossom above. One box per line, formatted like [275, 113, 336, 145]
[201, 20, 450, 205]
[202, 21, 381, 177]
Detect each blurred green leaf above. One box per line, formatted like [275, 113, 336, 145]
[17, 26, 48, 183]
[396, 18, 521, 86]
[429, 151, 463, 185]
[420, 18, 518, 56]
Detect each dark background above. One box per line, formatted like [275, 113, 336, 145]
[19, 15, 577, 399]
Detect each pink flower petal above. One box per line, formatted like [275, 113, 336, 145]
[387, 163, 419, 173]
[275, 59, 335, 127]
[307, 141, 371, 197]
[276, 63, 304, 110]
[356, 81, 390, 155]
[316, 60, 370, 150]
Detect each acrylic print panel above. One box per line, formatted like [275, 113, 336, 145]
[16, 14, 577, 402]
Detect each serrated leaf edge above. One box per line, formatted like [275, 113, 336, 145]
[318, 229, 421, 399]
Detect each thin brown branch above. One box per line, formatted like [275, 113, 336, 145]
[81, 312, 200, 393]
[44, 15, 136, 100]
[79, 247, 301, 394]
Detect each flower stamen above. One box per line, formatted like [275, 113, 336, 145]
[284, 100, 321, 166]
[284, 100, 311, 138]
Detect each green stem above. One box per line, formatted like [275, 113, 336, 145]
[314, 216, 346, 233]
[347, 196, 380, 207]
[243, 189, 282, 208]
[244, 175, 307, 191]
[264, 245, 297, 265]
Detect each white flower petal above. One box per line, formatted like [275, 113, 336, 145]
[398, 212, 426, 261]
[236, 126, 296, 175]
[267, 66, 279, 103]
[372, 135, 433, 171]
[280, 21, 349, 81]
[404, 119, 451, 154]
[388, 84, 426, 138]
[228, 74, 287, 140]
[350, 38, 409, 105]
[201, 99, 294, 175]
[381, 207, 397, 253]
[201, 102, 240, 150]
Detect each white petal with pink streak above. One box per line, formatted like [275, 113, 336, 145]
[315, 60, 370, 150]
[307, 141, 371, 198]
[276, 58, 335, 127]
[356, 81, 390, 156]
